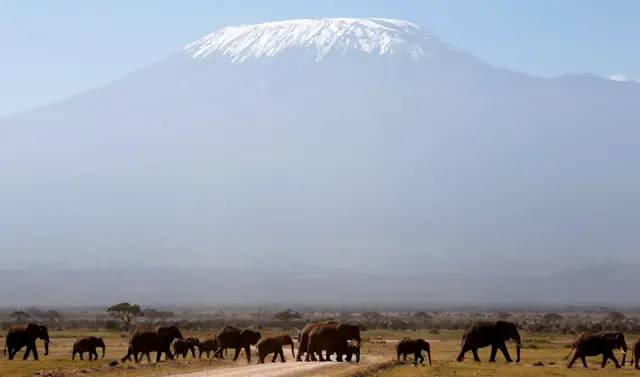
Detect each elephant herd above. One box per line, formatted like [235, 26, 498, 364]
[3, 320, 640, 369]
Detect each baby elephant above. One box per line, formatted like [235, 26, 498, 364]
[197, 338, 220, 358]
[178, 337, 200, 358]
[72, 336, 106, 361]
[344, 340, 361, 363]
[629, 335, 639, 369]
[171, 338, 197, 358]
[396, 337, 432, 365]
[255, 334, 295, 364]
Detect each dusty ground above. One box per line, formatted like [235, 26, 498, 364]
[168, 355, 386, 377]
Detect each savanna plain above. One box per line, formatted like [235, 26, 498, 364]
[1, 306, 639, 377]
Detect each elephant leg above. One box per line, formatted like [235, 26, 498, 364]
[80, 352, 85, 360]
[498, 342, 513, 362]
[244, 344, 251, 363]
[601, 353, 609, 368]
[8, 347, 15, 360]
[25, 343, 37, 360]
[471, 348, 481, 362]
[307, 343, 318, 362]
[317, 348, 326, 362]
[93, 350, 99, 360]
[297, 337, 309, 362]
[606, 351, 620, 368]
[414, 351, 423, 364]
[232, 347, 241, 361]
[305, 342, 314, 362]
[334, 344, 344, 362]
[488, 344, 498, 362]
[279, 348, 286, 362]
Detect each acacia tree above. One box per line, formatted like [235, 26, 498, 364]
[273, 309, 302, 321]
[107, 303, 142, 330]
[10, 310, 30, 324]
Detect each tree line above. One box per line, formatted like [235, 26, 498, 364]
[2, 303, 638, 335]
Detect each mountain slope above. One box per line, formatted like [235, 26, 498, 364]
[1, 18, 639, 304]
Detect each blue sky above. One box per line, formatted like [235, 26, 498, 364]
[1, 0, 638, 117]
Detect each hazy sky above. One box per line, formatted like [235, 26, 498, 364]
[0, 0, 638, 117]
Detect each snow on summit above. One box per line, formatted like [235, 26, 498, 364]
[183, 17, 461, 63]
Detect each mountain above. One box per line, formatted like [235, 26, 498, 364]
[1, 18, 639, 305]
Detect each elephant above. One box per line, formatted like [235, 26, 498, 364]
[72, 336, 105, 360]
[304, 322, 361, 362]
[120, 324, 184, 363]
[185, 337, 200, 346]
[3, 323, 51, 360]
[630, 335, 639, 369]
[171, 338, 197, 358]
[213, 325, 261, 363]
[396, 337, 431, 365]
[344, 340, 361, 363]
[325, 339, 361, 363]
[295, 321, 340, 362]
[456, 320, 521, 363]
[565, 331, 627, 368]
[197, 338, 220, 358]
[255, 334, 295, 364]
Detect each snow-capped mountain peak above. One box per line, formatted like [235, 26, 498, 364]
[183, 17, 461, 63]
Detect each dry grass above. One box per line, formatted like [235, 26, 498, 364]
[369, 330, 638, 377]
[0, 328, 637, 377]
[0, 329, 238, 377]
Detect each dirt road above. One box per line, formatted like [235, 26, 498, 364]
[168, 355, 386, 377]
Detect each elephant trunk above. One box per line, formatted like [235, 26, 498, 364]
[514, 333, 521, 362]
[291, 343, 295, 358]
[425, 344, 432, 365]
[101, 346, 105, 358]
[620, 342, 627, 365]
[356, 344, 361, 363]
[44, 341, 49, 356]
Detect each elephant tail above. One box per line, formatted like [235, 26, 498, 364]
[564, 343, 575, 360]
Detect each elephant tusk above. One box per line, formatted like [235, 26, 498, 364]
[621, 349, 627, 354]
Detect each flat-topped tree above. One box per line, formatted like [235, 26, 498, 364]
[107, 303, 142, 330]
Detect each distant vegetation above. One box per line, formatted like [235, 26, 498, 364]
[2, 304, 639, 335]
